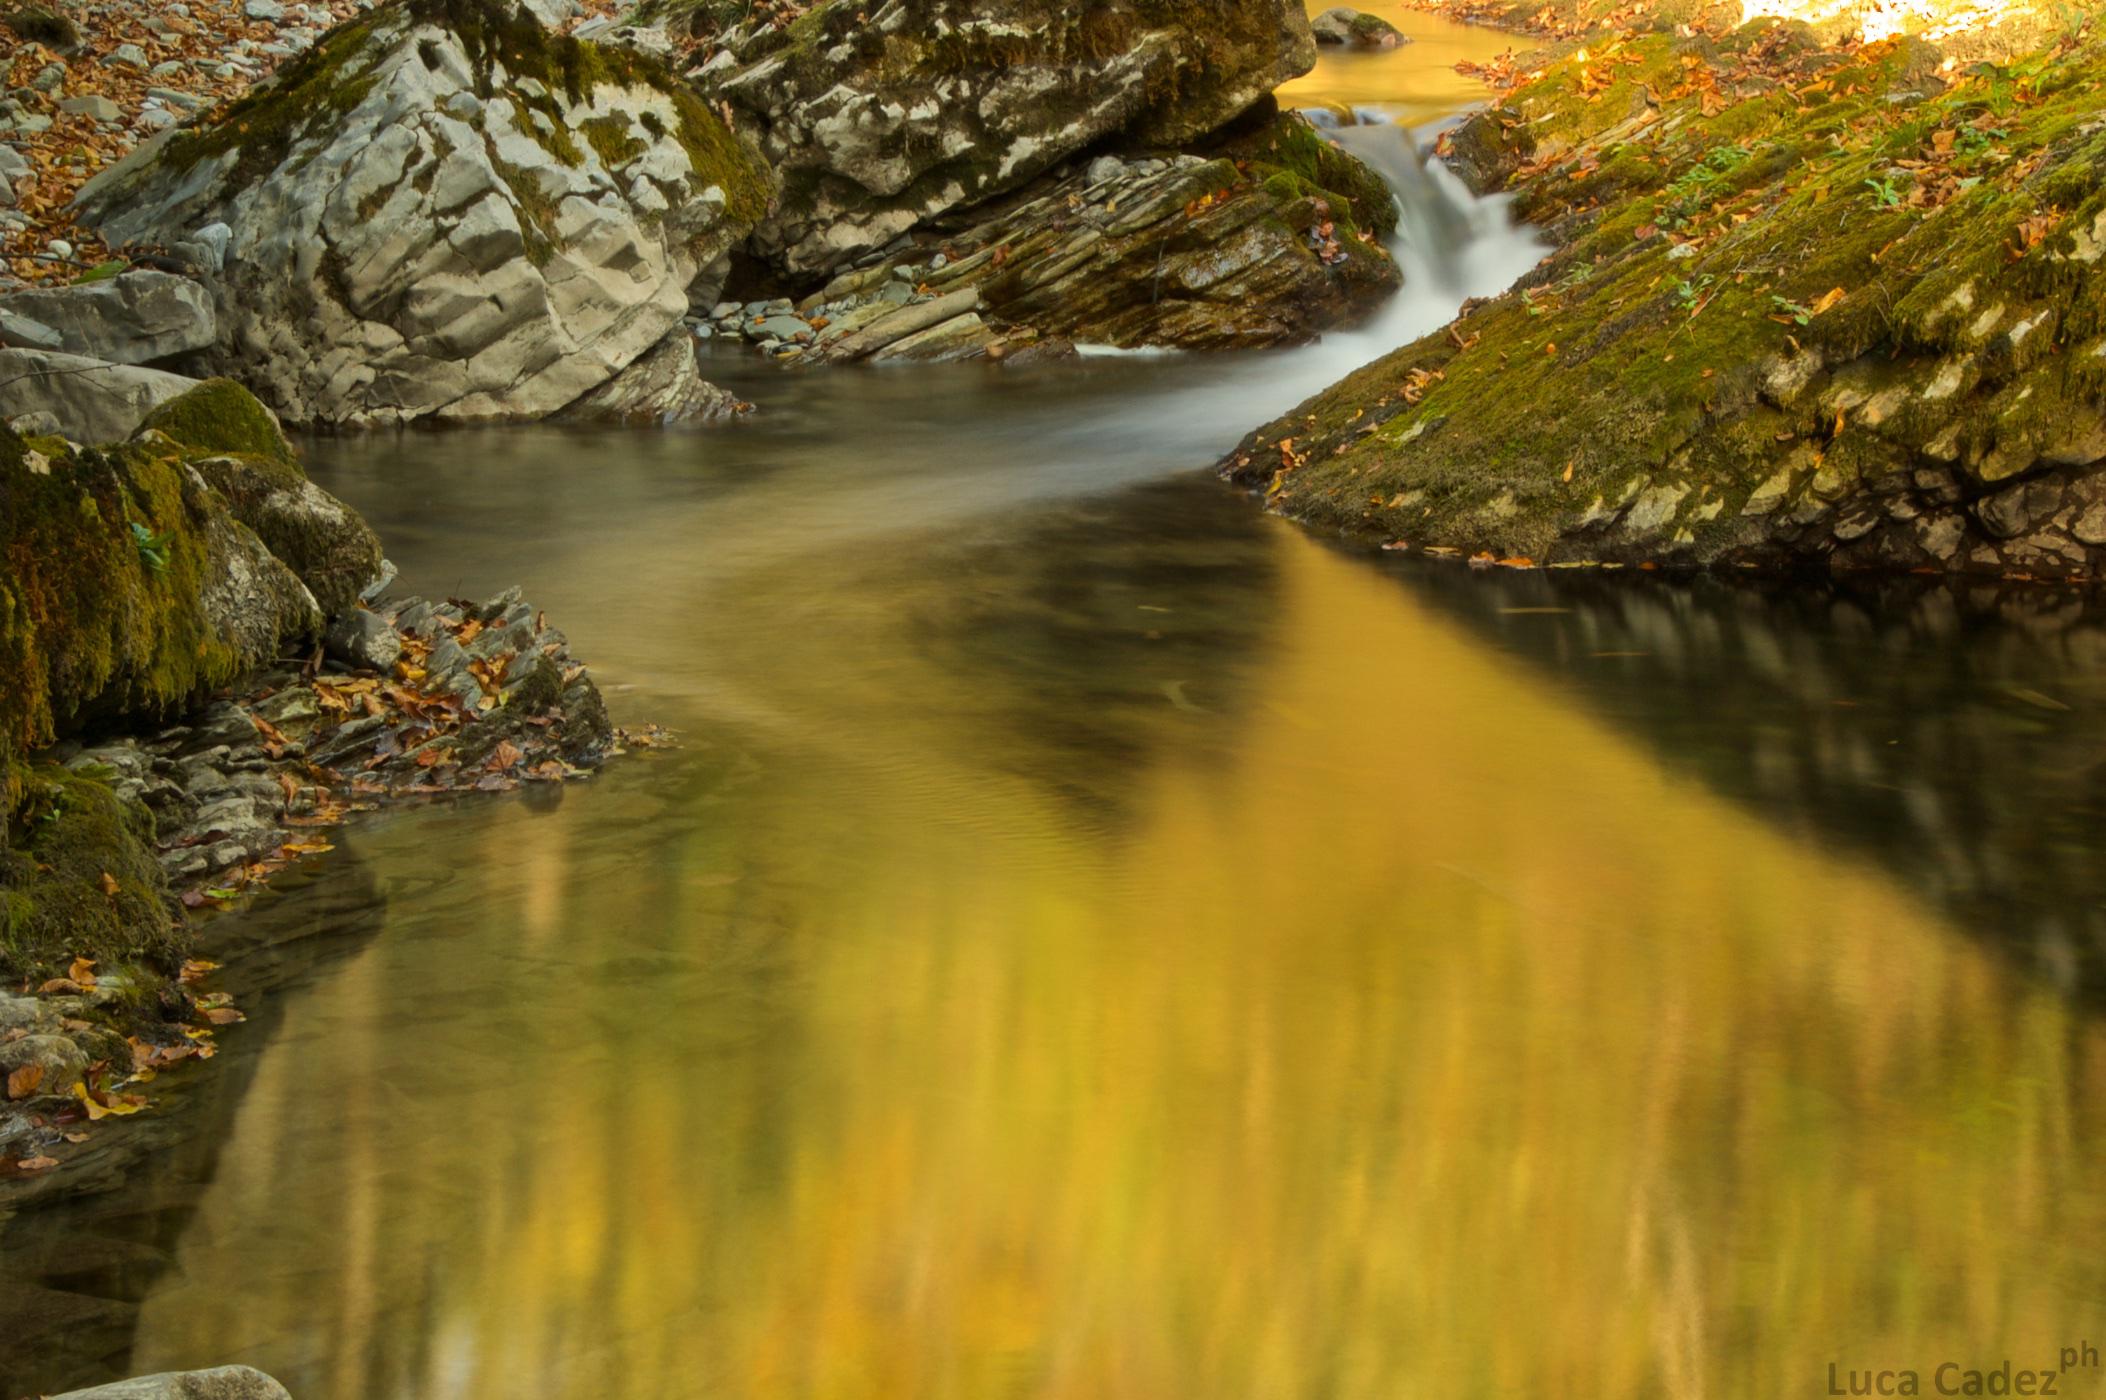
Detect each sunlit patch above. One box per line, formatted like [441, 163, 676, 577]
[1738, 0, 2045, 42]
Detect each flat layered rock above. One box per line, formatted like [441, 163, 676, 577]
[640, 0, 1319, 280]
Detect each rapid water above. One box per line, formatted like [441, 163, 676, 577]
[5, 16, 2106, 1400]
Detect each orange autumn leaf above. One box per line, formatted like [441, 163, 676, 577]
[6, 1064, 43, 1100]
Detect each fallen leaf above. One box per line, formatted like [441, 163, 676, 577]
[1810, 286, 1846, 316]
[100, 872, 119, 897]
[36, 978, 84, 997]
[6, 1064, 43, 1100]
[68, 957, 97, 986]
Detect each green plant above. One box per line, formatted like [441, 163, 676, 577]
[129, 521, 174, 575]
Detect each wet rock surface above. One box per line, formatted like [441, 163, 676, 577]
[704, 110, 1403, 362]
[642, 0, 1320, 281]
[59, 585, 616, 905]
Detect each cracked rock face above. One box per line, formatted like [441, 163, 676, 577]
[658, 0, 1317, 280]
[73, 0, 771, 428]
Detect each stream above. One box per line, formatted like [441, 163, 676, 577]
[5, 11, 2106, 1398]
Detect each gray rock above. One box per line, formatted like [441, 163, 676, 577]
[51, 1365, 293, 1400]
[560, 330, 744, 425]
[58, 95, 122, 121]
[0, 270, 216, 365]
[7, 408, 64, 435]
[73, 4, 773, 427]
[754, 313, 809, 342]
[0, 307, 62, 351]
[0, 1033, 86, 1091]
[678, 0, 1317, 279]
[1312, 7, 1408, 45]
[106, 43, 151, 68]
[0, 348, 200, 443]
[0, 147, 28, 181]
[324, 607, 403, 672]
[243, 0, 286, 18]
[521, 0, 581, 25]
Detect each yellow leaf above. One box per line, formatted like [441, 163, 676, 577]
[1810, 286, 1846, 316]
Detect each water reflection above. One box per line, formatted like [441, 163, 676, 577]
[1277, 5, 1520, 122]
[1392, 563, 2106, 1003]
[3, 475, 2099, 1399]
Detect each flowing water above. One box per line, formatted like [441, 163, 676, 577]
[8, 22, 2106, 1400]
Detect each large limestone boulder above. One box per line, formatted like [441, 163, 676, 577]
[0, 271, 216, 365]
[647, 0, 1318, 280]
[0, 349, 201, 444]
[73, 0, 775, 428]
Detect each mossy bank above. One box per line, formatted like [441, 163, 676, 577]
[1226, 21, 2106, 583]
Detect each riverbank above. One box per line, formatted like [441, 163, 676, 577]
[1227, 9, 2106, 582]
[0, 381, 622, 1196]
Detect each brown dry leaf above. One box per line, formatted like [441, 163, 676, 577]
[13, 1155, 60, 1173]
[36, 978, 85, 997]
[6, 1064, 43, 1100]
[178, 959, 218, 984]
[202, 1007, 246, 1025]
[488, 739, 525, 771]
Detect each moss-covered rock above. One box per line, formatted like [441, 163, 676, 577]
[1224, 24, 2106, 583]
[132, 381, 385, 616]
[651, 0, 1317, 281]
[0, 763, 179, 990]
[73, 0, 776, 426]
[0, 418, 322, 756]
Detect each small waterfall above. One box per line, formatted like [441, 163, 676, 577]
[1330, 118, 1477, 279]
[1077, 115, 1546, 455]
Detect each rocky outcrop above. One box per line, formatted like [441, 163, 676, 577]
[0, 349, 200, 444]
[647, 0, 1318, 280]
[135, 380, 388, 614]
[72, 0, 774, 427]
[1311, 7, 1408, 48]
[713, 109, 1404, 361]
[50, 1366, 292, 1399]
[0, 271, 216, 366]
[0, 412, 326, 756]
[560, 328, 746, 422]
[1225, 25, 2106, 583]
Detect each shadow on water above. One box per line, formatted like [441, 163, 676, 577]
[0, 859, 387, 1393]
[1369, 552, 2106, 1005]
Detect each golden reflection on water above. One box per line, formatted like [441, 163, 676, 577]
[127, 527, 2106, 1399]
[1278, 5, 1520, 121]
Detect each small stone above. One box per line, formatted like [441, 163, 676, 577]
[57, 95, 121, 121]
[105, 43, 150, 68]
[244, 0, 286, 19]
[324, 608, 403, 673]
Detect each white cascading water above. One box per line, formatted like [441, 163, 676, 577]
[1075, 113, 1547, 458]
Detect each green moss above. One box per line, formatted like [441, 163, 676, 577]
[582, 114, 647, 169]
[1224, 25, 2106, 572]
[0, 434, 263, 755]
[1221, 107, 1401, 239]
[0, 764, 180, 989]
[134, 379, 299, 466]
[160, 11, 385, 186]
